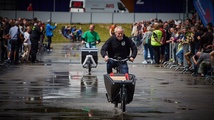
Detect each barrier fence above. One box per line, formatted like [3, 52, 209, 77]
[0, 10, 190, 23]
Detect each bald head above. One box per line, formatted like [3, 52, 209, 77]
[89, 24, 95, 32]
[114, 26, 124, 40]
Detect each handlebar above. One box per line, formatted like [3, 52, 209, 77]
[108, 57, 130, 62]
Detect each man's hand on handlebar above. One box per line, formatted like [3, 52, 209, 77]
[81, 40, 85, 44]
[129, 57, 134, 62]
[81, 40, 100, 44]
[104, 55, 109, 62]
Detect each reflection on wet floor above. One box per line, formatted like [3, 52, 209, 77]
[0, 107, 111, 120]
[1, 43, 214, 120]
[187, 77, 206, 85]
[61, 44, 81, 58]
[81, 75, 98, 97]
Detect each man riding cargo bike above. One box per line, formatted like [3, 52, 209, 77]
[81, 24, 100, 75]
[101, 26, 137, 112]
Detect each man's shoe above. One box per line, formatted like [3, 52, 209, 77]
[142, 60, 147, 64]
[150, 60, 155, 64]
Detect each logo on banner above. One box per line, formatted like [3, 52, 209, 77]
[136, 0, 144, 4]
[106, 4, 114, 8]
[205, 8, 212, 22]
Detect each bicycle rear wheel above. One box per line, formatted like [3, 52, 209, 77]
[87, 59, 91, 75]
[121, 86, 127, 112]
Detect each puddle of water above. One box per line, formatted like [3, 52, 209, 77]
[162, 98, 181, 104]
[54, 75, 69, 80]
[62, 44, 81, 58]
[177, 106, 194, 110]
[69, 71, 83, 80]
[160, 81, 170, 85]
[187, 78, 206, 85]
[1, 106, 173, 119]
[44, 63, 52, 66]
[80, 75, 98, 97]
[155, 78, 164, 81]
[53, 71, 69, 75]
[0, 81, 6, 84]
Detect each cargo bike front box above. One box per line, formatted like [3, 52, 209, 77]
[103, 74, 136, 104]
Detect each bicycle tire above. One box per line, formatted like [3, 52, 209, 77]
[121, 86, 127, 112]
[114, 102, 118, 108]
[87, 59, 91, 75]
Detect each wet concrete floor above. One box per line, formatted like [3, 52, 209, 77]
[0, 43, 214, 120]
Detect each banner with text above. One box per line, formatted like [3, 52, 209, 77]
[194, 0, 214, 26]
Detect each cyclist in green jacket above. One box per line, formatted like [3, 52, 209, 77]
[81, 24, 101, 48]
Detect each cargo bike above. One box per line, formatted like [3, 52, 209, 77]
[103, 57, 136, 112]
[81, 48, 98, 75]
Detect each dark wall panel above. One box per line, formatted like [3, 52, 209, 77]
[134, 0, 192, 13]
[14, 0, 193, 13]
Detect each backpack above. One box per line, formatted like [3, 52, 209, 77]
[142, 33, 152, 45]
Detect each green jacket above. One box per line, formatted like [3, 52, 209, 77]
[82, 31, 100, 44]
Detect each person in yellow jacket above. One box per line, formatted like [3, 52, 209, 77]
[151, 23, 163, 64]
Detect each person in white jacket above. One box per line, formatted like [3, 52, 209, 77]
[22, 26, 31, 62]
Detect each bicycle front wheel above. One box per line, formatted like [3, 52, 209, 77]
[121, 86, 127, 112]
[87, 60, 91, 75]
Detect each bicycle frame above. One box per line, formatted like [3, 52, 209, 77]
[82, 55, 97, 75]
[108, 57, 129, 74]
[81, 48, 98, 75]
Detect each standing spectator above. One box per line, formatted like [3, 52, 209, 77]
[38, 21, 45, 47]
[30, 22, 41, 63]
[0, 17, 3, 62]
[8, 21, 20, 64]
[194, 26, 203, 53]
[46, 20, 57, 51]
[109, 24, 116, 36]
[141, 26, 153, 64]
[3, 18, 11, 61]
[184, 27, 196, 68]
[185, 19, 193, 28]
[151, 23, 163, 64]
[23, 26, 31, 62]
[159, 23, 166, 63]
[131, 23, 140, 46]
[27, 3, 33, 11]
[176, 38, 184, 66]
[170, 28, 180, 63]
[198, 27, 213, 52]
[81, 24, 100, 48]
[176, 28, 188, 66]
[164, 22, 171, 62]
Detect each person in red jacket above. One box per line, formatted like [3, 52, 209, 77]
[27, 3, 33, 11]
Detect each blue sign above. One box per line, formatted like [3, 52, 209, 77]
[194, 0, 214, 26]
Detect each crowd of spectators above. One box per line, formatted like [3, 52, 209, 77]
[1, 14, 214, 78]
[131, 17, 214, 77]
[0, 16, 57, 65]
